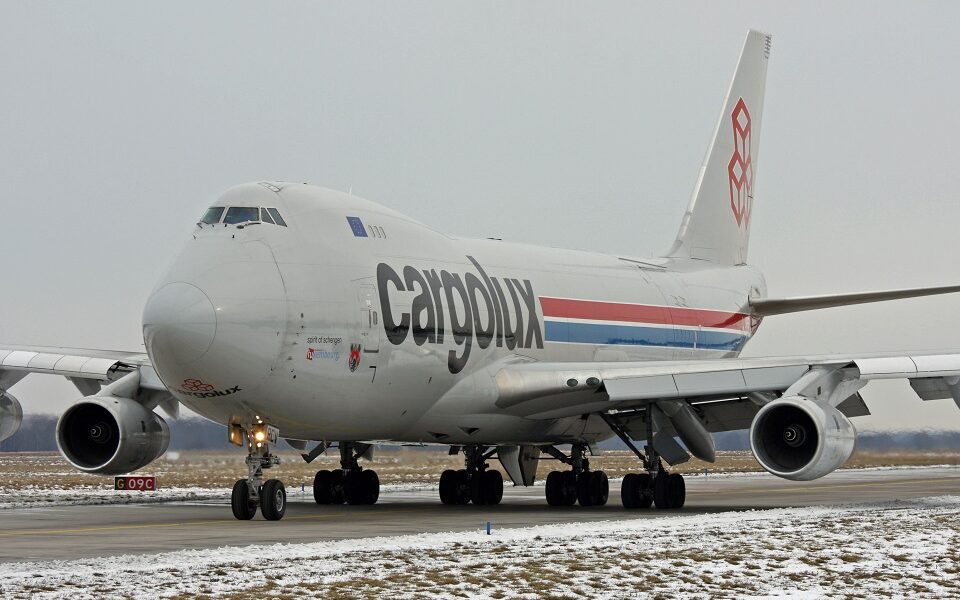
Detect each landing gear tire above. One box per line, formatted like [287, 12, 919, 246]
[547, 471, 577, 506]
[231, 479, 257, 520]
[653, 474, 670, 509]
[545, 471, 563, 506]
[545, 471, 578, 506]
[330, 470, 346, 504]
[637, 473, 653, 508]
[260, 479, 286, 521]
[439, 469, 458, 505]
[313, 470, 334, 504]
[313, 469, 348, 505]
[593, 471, 609, 506]
[471, 470, 503, 505]
[621, 473, 639, 509]
[454, 469, 472, 504]
[653, 473, 685, 509]
[668, 473, 686, 509]
[362, 469, 381, 505]
[576, 471, 609, 507]
[345, 469, 380, 505]
[621, 473, 654, 509]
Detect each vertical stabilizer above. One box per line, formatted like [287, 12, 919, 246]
[667, 30, 772, 265]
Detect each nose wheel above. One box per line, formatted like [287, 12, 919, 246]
[231, 422, 286, 521]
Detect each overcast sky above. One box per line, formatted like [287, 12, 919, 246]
[2, 1, 960, 430]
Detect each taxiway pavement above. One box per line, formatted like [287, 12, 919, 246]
[1, 467, 957, 562]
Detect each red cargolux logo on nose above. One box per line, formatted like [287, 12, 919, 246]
[181, 378, 215, 392]
[728, 97, 753, 227]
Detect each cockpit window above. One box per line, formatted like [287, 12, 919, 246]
[260, 208, 275, 224]
[223, 207, 260, 224]
[267, 208, 287, 227]
[201, 207, 225, 224]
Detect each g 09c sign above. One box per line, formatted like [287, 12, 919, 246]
[114, 476, 157, 491]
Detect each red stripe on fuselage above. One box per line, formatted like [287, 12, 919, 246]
[538, 297, 752, 332]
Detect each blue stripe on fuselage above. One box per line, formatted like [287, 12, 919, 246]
[544, 320, 748, 351]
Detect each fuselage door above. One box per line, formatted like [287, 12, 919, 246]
[358, 283, 380, 353]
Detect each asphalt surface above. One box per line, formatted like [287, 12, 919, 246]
[1, 467, 958, 563]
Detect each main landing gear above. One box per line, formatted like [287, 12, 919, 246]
[439, 445, 504, 505]
[313, 442, 380, 506]
[541, 443, 610, 507]
[231, 422, 286, 521]
[603, 413, 686, 510]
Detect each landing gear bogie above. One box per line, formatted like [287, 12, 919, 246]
[601, 411, 689, 510]
[543, 443, 608, 507]
[439, 446, 504, 506]
[313, 443, 380, 506]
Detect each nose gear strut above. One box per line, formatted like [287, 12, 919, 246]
[231, 422, 286, 521]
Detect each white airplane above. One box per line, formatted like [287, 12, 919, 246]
[2, 30, 960, 521]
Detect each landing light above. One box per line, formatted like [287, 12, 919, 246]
[249, 422, 279, 446]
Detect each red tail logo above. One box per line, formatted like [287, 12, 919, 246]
[728, 97, 753, 227]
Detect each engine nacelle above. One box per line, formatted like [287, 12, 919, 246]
[0, 391, 24, 442]
[749, 396, 856, 481]
[56, 395, 170, 475]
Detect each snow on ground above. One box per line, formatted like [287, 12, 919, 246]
[0, 484, 229, 508]
[1, 496, 958, 599]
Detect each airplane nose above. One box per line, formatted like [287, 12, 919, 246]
[142, 282, 217, 364]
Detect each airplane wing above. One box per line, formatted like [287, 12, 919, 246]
[492, 351, 960, 463]
[0, 345, 175, 439]
[0, 344, 160, 390]
[749, 284, 960, 316]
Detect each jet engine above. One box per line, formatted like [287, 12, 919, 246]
[0, 391, 24, 442]
[56, 395, 169, 475]
[749, 396, 856, 481]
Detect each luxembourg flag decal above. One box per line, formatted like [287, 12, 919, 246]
[539, 296, 753, 351]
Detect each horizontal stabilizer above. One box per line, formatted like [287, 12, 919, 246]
[749, 284, 960, 317]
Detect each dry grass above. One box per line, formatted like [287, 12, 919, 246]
[0, 448, 956, 494]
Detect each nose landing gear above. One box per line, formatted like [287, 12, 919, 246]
[231, 422, 286, 521]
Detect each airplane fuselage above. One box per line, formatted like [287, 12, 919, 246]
[142, 182, 766, 445]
